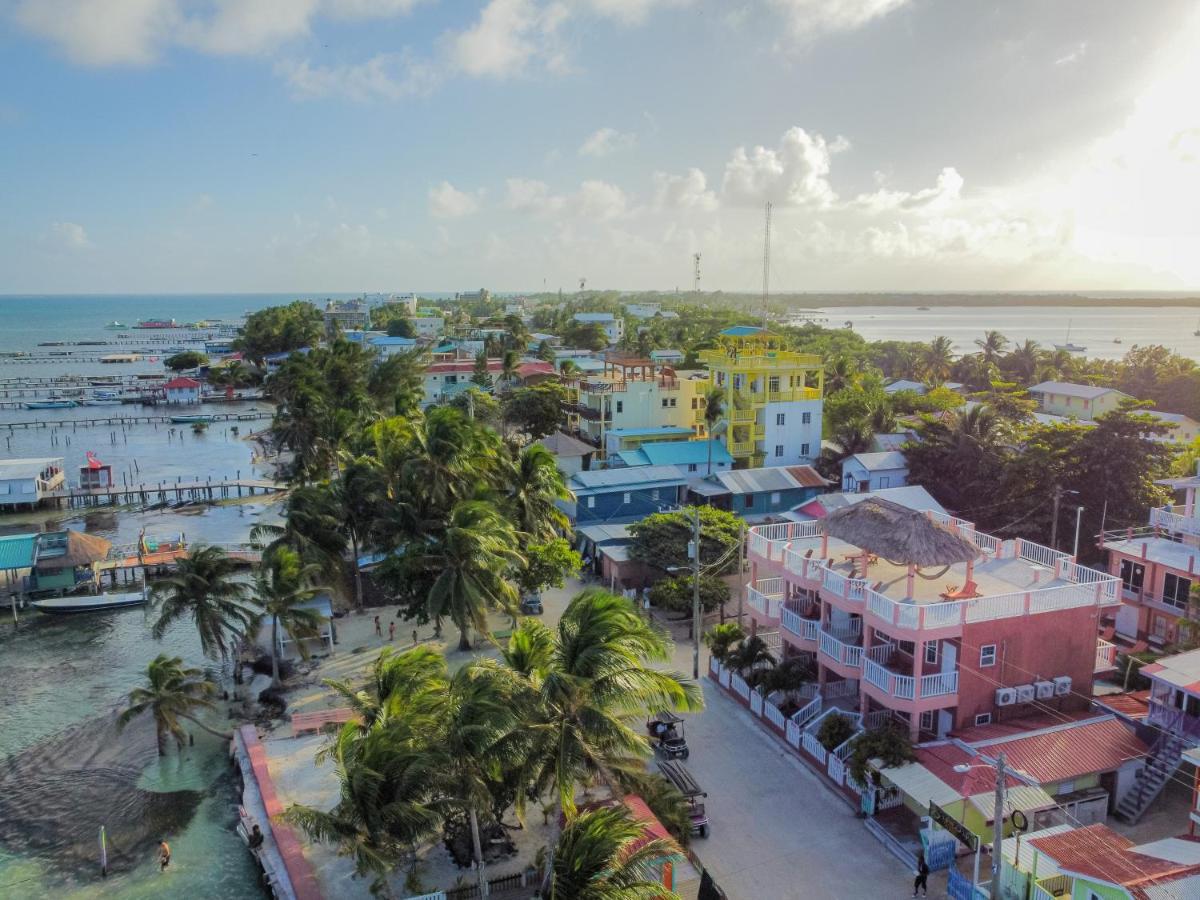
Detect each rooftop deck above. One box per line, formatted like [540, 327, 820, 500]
[750, 515, 1119, 631]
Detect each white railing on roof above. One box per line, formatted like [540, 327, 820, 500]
[781, 607, 820, 643]
[819, 629, 863, 669]
[1151, 505, 1200, 537]
[1017, 538, 1071, 570]
[964, 591, 1028, 623]
[746, 583, 783, 619]
[784, 547, 823, 580]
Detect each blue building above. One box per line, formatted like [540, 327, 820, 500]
[840, 451, 909, 493]
[689, 465, 829, 522]
[568, 465, 688, 524]
[611, 439, 733, 476]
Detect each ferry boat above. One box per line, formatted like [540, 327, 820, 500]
[32, 591, 146, 615]
[135, 318, 178, 329]
[25, 399, 77, 409]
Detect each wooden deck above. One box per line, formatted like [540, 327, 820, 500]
[290, 708, 359, 736]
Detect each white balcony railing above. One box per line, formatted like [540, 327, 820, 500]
[920, 671, 959, 697]
[780, 606, 820, 642]
[1095, 638, 1117, 672]
[819, 629, 863, 669]
[862, 659, 957, 701]
[1151, 505, 1200, 538]
[746, 580, 784, 619]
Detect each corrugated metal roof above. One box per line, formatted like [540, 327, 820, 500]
[639, 440, 732, 467]
[606, 426, 695, 436]
[1141, 648, 1200, 688]
[1135, 838, 1200, 866]
[1029, 824, 1200, 888]
[1001, 824, 1071, 874]
[1144, 873, 1200, 899]
[967, 784, 1056, 820]
[784, 465, 829, 487]
[877, 759, 961, 809]
[538, 432, 595, 457]
[571, 465, 687, 491]
[845, 451, 908, 470]
[576, 523, 634, 544]
[1028, 381, 1127, 400]
[0, 457, 64, 480]
[966, 715, 1149, 784]
[0, 534, 37, 570]
[714, 467, 800, 494]
[1094, 690, 1151, 721]
[719, 326, 767, 336]
[613, 449, 651, 467]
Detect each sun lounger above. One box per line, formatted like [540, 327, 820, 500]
[940, 581, 981, 601]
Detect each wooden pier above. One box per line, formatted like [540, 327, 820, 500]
[0, 411, 272, 429]
[56, 476, 287, 509]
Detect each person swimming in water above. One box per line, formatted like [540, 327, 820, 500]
[159, 840, 171, 871]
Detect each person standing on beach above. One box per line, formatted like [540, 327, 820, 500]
[159, 841, 171, 872]
[374, 615, 382, 637]
[388, 621, 395, 642]
[412, 628, 418, 645]
[912, 850, 928, 897]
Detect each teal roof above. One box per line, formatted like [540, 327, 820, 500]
[0, 534, 37, 570]
[614, 449, 651, 466]
[720, 325, 768, 337]
[637, 440, 733, 467]
[606, 426, 695, 437]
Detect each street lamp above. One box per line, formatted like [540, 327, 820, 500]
[953, 752, 1011, 889]
[1073, 505, 1085, 560]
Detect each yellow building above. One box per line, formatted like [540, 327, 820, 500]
[699, 326, 824, 468]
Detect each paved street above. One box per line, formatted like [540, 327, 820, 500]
[675, 652, 911, 899]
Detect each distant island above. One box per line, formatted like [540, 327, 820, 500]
[696, 291, 1200, 309]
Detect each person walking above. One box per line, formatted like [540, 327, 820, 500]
[412, 628, 418, 645]
[159, 840, 171, 872]
[388, 621, 395, 642]
[374, 615, 381, 637]
[912, 850, 929, 897]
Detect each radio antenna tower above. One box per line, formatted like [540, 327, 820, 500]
[761, 201, 772, 327]
[693, 253, 701, 293]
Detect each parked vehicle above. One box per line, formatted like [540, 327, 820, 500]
[646, 711, 689, 759]
[519, 594, 543, 615]
[657, 760, 709, 838]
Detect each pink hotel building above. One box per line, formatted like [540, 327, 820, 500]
[743, 511, 1121, 742]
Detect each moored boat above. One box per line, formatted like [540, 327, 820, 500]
[32, 591, 146, 615]
[25, 399, 77, 409]
[104, 321, 127, 329]
[135, 318, 178, 329]
[170, 414, 212, 424]
[1053, 320, 1086, 353]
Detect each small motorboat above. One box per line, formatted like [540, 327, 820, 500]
[25, 399, 77, 409]
[104, 321, 128, 330]
[1113, 337, 1123, 344]
[170, 414, 212, 424]
[82, 398, 124, 406]
[32, 591, 146, 615]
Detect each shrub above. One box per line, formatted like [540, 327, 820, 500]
[816, 712, 856, 752]
[847, 721, 916, 786]
[702, 622, 745, 665]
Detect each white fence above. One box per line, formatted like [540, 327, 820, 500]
[1151, 505, 1200, 538]
[764, 699, 786, 730]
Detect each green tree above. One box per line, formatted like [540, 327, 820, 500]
[847, 722, 915, 786]
[117, 654, 228, 755]
[323, 645, 449, 731]
[367, 348, 427, 417]
[472, 351, 494, 388]
[628, 506, 741, 576]
[149, 544, 256, 663]
[449, 386, 501, 423]
[647, 575, 729, 616]
[387, 317, 416, 338]
[164, 350, 208, 371]
[250, 484, 349, 591]
[702, 385, 725, 475]
[236, 301, 323, 364]
[254, 548, 328, 686]
[332, 457, 385, 610]
[514, 538, 582, 598]
[548, 805, 682, 900]
[500, 349, 521, 390]
[503, 382, 569, 439]
[815, 712, 856, 752]
[702, 622, 745, 666]
[974, 330, 1009, 365]
[507, 443, 573, 539]
[918, 336, 955, 384]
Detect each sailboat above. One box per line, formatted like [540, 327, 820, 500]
[1054, 320, 1086, 353]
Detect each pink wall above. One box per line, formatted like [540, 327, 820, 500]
[957, 605, 1098, 729]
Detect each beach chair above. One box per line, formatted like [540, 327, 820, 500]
[940, 581, 981, 601]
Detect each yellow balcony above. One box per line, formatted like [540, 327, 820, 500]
[753, 423, 766, 439]
[730, 408, 757, 424]
[730, 440, 756, 456]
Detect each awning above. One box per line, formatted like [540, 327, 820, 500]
[687, 480, 730, 497]
[877, 760, 961, 810]
[967, 784, 1057, 822]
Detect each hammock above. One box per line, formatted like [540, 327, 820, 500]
[882, 558, 952, 580]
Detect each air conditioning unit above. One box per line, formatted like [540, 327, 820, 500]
[1016, 684, 1036, 704]
[1053, 675, 1072, 697]
[1035, 680, 1056, 700]
[996, 687, 1017, 706]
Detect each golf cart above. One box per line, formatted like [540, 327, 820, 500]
[657, 759, 709, 838]
[519, 594, 543, 615]
[646, 711, 689, 759]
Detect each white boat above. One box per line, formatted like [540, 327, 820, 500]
[32, 591, 146, 614]
[1054, 320, 1086, 353]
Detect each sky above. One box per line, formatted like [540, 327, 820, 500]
[1, 0, 1199, 294]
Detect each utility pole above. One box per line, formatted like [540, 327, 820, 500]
[761, 201, 772, 329]
[1050, 485, 1063, 550]
[693, 252, 701, 293]
[1073, 506, 1085, 560]
[992, 752, 1007, 886]
[734, 519, 745, 627]
[692, 506, 702, 680]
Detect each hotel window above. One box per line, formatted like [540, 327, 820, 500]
[801, 443, 810, 456]
[691, 398, 698, 409]
[769, 376, 780, 393]
[776, 413, 786, 426]
[587, 496, 595, 508]
[1163, 573, 1193, 611]
[775, 444, 784, 457]
[688, 464, 697, 472]
[670, 398, 677, 407]
[1119, 559, 1145, 593]
[974, 713, 992, 727]
[924, 642, 938, 666]
[919, 710, 935, 732]
[979, 644, 997, 667]
[662, 399, 669, 408]
[802, 412, 811, 424]
[770, 492, 781, 505]
[616, 401, 623, 413]
[622, 492, 631, 505]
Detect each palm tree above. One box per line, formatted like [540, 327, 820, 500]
[1004, 339, 1043, 384]
[558, 359, 580, 378]
[824, 356, 860, 394]
[500, 349, 521, 392]
[149, 545, 255, 663]
[254, 547, 328, 686]
[702, 385, 725, 475]
[919, 336, 955, 384]
[118, 654, 229, 755]
[323, 645, 448, 732]
[975, 330, 1009, 365]
[510, 589, 702, 819]
[332, 457, 384, 610]
[249, 484, 348, 589]
[502, 617, 556, 678]
[507, 443, 572, 540]
[548, 805, 682, 900]
[425, 501, 525, 651]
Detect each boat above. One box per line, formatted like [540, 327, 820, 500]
[104, 321, 127, 330]
[170, 414, 212, 424]
[83, 390, 124, 406]
[1053, 321, 1086, 353]
[25, 399, 77, 409]
[32, 591, 146, 615]
[1113, 337, 1123, 344]
[135, 318, 178, 329]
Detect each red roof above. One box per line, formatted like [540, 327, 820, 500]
[622, 794, 677, 857]
[1030, 824, 1200, 889]
[917, 744, 1026, 797]
[163, 376, 201, 389]
[517, 361, 556, 378]
[1095, 690, 1152, 721]
[785, 465, 831, 488]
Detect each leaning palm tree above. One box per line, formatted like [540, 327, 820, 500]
[548, 805, 682, 900]
[507, 443, 573, 539]
[118, 654, 230, 755]
[323, 645, 448, 732]
[510, 589, 702, 820]
[425, 500, 525, 651]
[558, 359, 581, 378]
[919, 336, 955, 384]
[149, 544, 256, 663]
[974, 330, 1009, 365]
[702, 385, 726, 475]
[254, 547, 328, 686]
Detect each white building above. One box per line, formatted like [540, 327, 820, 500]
[411, 316, 445, 340]
[624, 302, 661, 319]
[0, 457, 66, 509]
[840, 450, 909, 493]
[573, 313, 624, 345]
[163, 376, 202, 404]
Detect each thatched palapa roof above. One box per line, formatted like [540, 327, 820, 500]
[35, 530, 113, 569]
[822, 497, 979, 567]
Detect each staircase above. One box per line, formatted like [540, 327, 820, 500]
[1115, 732, 1188, 824]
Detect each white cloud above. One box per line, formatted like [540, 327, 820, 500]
[854, 166, 963, 213]
[768, 0, 909, 41]
[13, 0, 427, 66]
[277, 53, 438, 101]
[192, 192, 214, 211]
[504, 177, 627, 219]
[578, 126, 637, 157]
[428, 181, 483, 219]
[581, 0, 691, 26]
[1054, 41, 1088, 66]
[505, 178, 565, 215]
[652, 168, 718, 211]
[575, 180, 628, 219]
[450, 0, 569, 78]
[721, 126, 848, 207]
[48, 221, 92, 249]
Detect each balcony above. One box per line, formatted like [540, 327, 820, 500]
[1095, 638, 1117, 672]
[745, 578, 784, 621]
[730, 440, 756, 456]
[818, 627, 863, 671]
[730, 408, 757, 424]
[862, 653, 959, 705]
[1151, 505, 1200, 538]
[780, 602, 820, 645]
